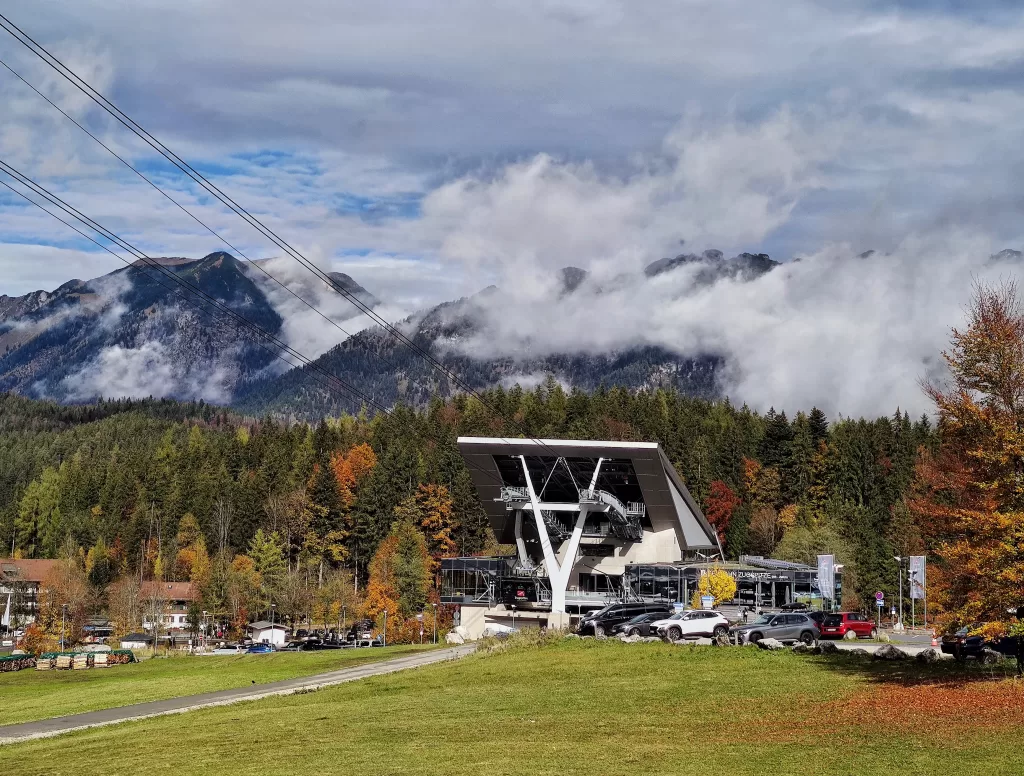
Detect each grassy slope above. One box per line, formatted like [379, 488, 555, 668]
[3, 640, 1023, 776]
[0, 645, 434, 726]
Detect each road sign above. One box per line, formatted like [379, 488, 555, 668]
[700, 595, 714, 610]
[876, 598, 884, 608]
[874, 591, 884, 602]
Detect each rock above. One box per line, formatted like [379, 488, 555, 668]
[979, 648, 1003, 665]
[756, 638, 786, 651]
[563, 633, 581, 640]
[876, 632, 891, 643]
[641, 637, 662, 643]
[619, 634, 642, 644]
[454, 625, 470, 640]
[848, 648, 870, 657]
[816, 641, 839, 655]
[791, 643, 813, 654]
[445, 631, 465, 645]
[915, 648, 940, 663]
[872, 644, 908, 661]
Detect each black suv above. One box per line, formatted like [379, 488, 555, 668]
[578, 602, 673, 637]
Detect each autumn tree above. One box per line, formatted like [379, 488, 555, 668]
[690, 566, 738, 608]
[37, 548, 91, 647]
[912, 282, 1024, 672]
[394, 484, 458, 573]
[704, 480, 740, 550]
[364, 519, 432, 642]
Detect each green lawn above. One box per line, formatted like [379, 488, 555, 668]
[0, 644, 435, 726]
[3, 638, 1023, 776]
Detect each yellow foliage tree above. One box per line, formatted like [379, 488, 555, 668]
[689, 566, 737, 609]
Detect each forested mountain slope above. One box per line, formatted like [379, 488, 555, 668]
[1, 386, 934, 607]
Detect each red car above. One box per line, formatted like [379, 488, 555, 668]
[819, 612, 878, 640]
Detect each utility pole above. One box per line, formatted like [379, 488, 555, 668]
[60, 604, 68, 651]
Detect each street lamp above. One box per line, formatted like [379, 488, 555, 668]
[382, 610, 387, 648]
[270, 603, 276, 647]
[431, 603, 438, 645]
[511, 604, 517, 631]
[60, 604, 68, 651]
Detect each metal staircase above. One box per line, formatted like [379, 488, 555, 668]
[578, 488, 644, 541]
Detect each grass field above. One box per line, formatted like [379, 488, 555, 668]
[4, 637, 1024, 776]
[0, 644, 435, 726]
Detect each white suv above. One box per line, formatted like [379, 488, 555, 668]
[652, 610, 731, 641]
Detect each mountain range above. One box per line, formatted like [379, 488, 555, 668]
[1, 248, 780, 416]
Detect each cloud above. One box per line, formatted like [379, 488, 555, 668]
[6, 1, 1024, 416]
[421, 110, 831, 285]
[440, 232, 1019, 418]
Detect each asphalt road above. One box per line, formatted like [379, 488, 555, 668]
[0, 644, 476, 746]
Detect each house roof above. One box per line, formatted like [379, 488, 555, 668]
[121, 633, 152, 642]
[140, 581, 195, 601]
[247, 621, 288, 630]
[0, 558, 61, 583]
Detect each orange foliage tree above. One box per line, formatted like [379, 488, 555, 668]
[704, 480, 740, 549]
[363, 519, 433, 643]
[330, 443, 377, 509]
[394, 484, 458, 574]
[911, 282, 1024, 672]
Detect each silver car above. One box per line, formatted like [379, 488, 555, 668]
[731, 613, 819, 645]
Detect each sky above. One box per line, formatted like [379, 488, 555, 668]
[3, 1, 1024, 415]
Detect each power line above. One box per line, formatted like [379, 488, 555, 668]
[0, 162, 509, 489]
[0, 55, 363, 347]
[0, 159, 387, 417]
[0, 12, 563, 458]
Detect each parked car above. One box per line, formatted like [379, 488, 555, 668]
[805, 611, 828, 629]
[612, 612, 669, 637]
[731, 613, 819, 645]
[652, 610, 731, 641]
[211, 644, 246, 655]
[246, 643, 276, 654]
[577, 602, 673, 637]
[819, 612, 877, 640]
[941, 625, 1019, 661]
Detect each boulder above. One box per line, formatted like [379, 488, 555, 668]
[848, 648, 870, 657]
[563, 633, 581, 640]
[445, 631, 465, 645]
[816, 641, 839, 655]
[641, 636, 662, 643]
[791, 643, 813, 654]
[619, 634, 642, 644]
[454, 625, 470, 640]
[915, 647, 940, 664]
[979, 648, 1003, 666]
[872, 644, 908, 661]
[876, 632, 891, 643]
[755, 638, 786, 651]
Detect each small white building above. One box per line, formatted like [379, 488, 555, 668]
[120, 633, 152, 650]
[247, 621, 288, 646]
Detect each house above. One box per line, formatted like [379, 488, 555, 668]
[140, 581, 196, 632]
[0, 558, 61, 628]
[247, 620, 288, 646]
[120, 633, 152, 650]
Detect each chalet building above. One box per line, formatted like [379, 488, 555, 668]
[0, 558, 61, 628]
[141, 581, 196, 632]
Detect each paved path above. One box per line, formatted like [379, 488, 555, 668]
[0, 644, 476, 746]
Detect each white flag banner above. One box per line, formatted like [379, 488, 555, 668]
[909, 555, 926, 600]
[817, 554, 835, 600]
